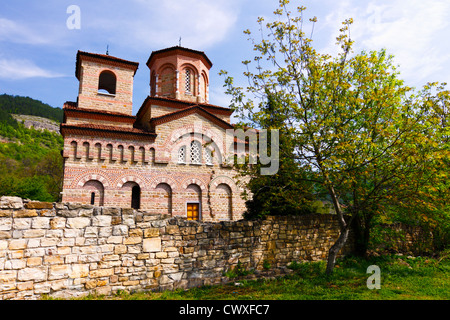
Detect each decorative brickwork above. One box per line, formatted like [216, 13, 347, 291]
[61, 46, 247, 222]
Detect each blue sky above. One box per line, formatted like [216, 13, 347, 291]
[1, 0, 449, 117]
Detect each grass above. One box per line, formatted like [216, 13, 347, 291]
[64, 252, 450, 300]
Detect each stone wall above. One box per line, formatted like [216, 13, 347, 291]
[0, 196, 353, 300]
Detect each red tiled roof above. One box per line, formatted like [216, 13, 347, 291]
[60, 123, 156, 141]
[76, 51, 139, 80]
[136, 96, 233, 122]
[147, 46, 212, 69]
[63, 101, 136, 123]
[150, 105, 234, 130]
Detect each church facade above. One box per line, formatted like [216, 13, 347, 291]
[60, 46, 247, 221]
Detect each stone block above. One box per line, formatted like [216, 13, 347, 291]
[50, 217, 66, 229]
[13, 209, 37, 218]
[0, 270, 17, 283]
[0, 196, 23, 209]
[90, 268, 114, 278]
[166, 225, 179, 234]
[124, 237, 142, 245]
[31, 217, 50, 229]
[25, 201, 53, 209]
[17, 267, 47, 281]
[93, 215, 112, 227]
[58, 209, 78, 218]
[144, 228, 159, 238]
[0, 218, 12, 231]
[143, 238, 161, 252]
[67, 217, 91, 229]
[102, 207, 121, 216]
[23, 229, 46, 238]
[0, 209, 12, 217]
[112, 225, 128, 236]
[9, 239, 27, 250]
[70, 264, 89, 278]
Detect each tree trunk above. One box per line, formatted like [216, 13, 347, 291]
[326, 226, 350, 274]
[325, 184, 351, 274]
[352, 213, 373, 257]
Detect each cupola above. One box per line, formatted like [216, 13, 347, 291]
[146, 46, 212, 104]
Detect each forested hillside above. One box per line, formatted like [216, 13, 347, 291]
[0, 94, 63, 123]
[0, 94, 63, 202]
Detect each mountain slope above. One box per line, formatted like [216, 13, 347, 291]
[0, 94, 63, 123]
[0, 94, 63, 202]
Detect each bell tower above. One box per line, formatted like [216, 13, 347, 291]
[75, 51, 139, 115]
[146, 46, 212, 103]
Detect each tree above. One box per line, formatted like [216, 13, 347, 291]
[221, 0, 448, 273]
[237, 92, 316, 219]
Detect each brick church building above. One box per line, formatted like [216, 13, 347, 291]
[60, 46, 247, 221]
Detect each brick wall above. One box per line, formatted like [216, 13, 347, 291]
[61, 112, 247, 221]
[77, 60, 135, 115]
[0, 196, 353, 300]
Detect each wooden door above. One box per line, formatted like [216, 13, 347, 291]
[187, 203, 199, 220]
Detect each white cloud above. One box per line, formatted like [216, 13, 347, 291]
[0, 18, 53, 45]
[0, 58, 65, 80]
[111, 0, 239, 50]
[321, 0, 450, 85]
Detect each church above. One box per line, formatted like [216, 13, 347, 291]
[60, 46, 247, 221]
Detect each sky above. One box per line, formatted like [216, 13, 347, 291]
[1, 0, 449, 118]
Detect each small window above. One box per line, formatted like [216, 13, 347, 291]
[98, 70, 116, 95]
[185, 69, 191, 93]
[190, 140, 201, 164]
[90, 192, 95, 205]
[131, 185, 140, 209]
[178, 146, 186, 164]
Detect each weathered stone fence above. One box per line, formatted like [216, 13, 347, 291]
[0, 196, 353, 300]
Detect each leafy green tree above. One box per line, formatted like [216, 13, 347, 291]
[238, 92, 315, 219]
[221, 0, 448, 273]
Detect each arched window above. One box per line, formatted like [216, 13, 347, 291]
[95, 143, 102, 162]
[178, 146, 186, 164]
[200, 73, 208, 102]
[139, 146, 146, 165]
[118, 145, 124, 163]
[190, 140, 201, 164]
[83, 180, 104, 206]
[131, 185, 140, 209]
[161, 67, 174, 96]
[216, 184, 232, 220]
[186, 184, 201, 221]
[155, 183, 172, 215]
[98, 70, 116, 95]
[70, 141, 78, 160]
[83, 142, 91, 161]
[106, 144, 114, 162]
[185, 69, 191, 93]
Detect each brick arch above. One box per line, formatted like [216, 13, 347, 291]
[156, 63, 176, 75]
[114, 173, 147, 188]
[200, 70, 209, 85]
[163, 123, 225, 155]
[73, 171, 111, 189]
[96, 68, 118, 78]
[181, 177, 207, 191]
[148, 176, 178, 191]
[210, 176, 238, 193]
[180, 63, 198, 76]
